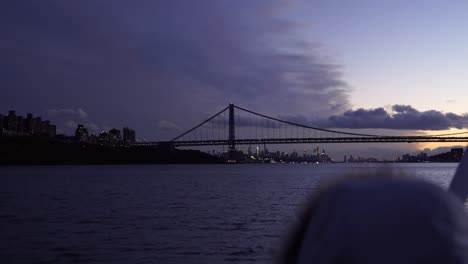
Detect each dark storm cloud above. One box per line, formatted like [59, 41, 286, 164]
[320, 105, 468, 130]
[1, 0, 350, 139]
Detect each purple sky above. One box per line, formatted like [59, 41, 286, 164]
[2, 1, 468, 158]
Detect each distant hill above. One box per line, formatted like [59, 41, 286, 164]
[421, 145, 466, 156]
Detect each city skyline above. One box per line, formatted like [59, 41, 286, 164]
[0, 110, 56, 138]
[2, 1, 468, 158]
[0, 109, 136, 145]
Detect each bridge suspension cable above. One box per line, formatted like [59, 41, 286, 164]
[170, 105, 229, 141]
[157, 103, 468, 147]
[233, 105, 381, 137]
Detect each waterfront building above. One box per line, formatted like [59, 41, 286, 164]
[0, 114, 4, 132]
[48, 124, 56, 138]
[109, 128, 122, 145]
[16, 116, 23, 133]
[88, 134, 98, 144]
[123, 127, 136, 143]
[0, 110, 56, 137]
[75, 124, 89, 142]
[7, 110, 17, 132]
[451, 148, 464, 159]
[109, 128, 121, 139]
[98, 131, 110, 145]
[41, 120, 50, 136]
[24, 113, 34, 134]
[32, 117, 42, 135]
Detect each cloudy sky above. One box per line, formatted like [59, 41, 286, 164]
[2, 0, 468, 158]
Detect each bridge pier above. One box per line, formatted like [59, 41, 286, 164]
[227, 103, 237, 162]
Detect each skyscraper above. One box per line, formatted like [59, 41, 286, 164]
[41, 120, 50, 136]
[0, 114, 3, 130]
[16, 116, 23, 133]
[24, 113, 34, 134]
[75, 124, 89, 142]
[123, 127, 136, 143]
[109, 128, 121, 145]
[48, 124, 56, 138]
[0, 111, 56, 137]
[7, 110, 17, 132]
[32, 117, 42, 135]
[0, 114, 4, 133]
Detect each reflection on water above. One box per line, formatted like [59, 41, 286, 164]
[0, 163, 457, 263]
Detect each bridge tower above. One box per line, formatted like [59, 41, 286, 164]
[228, 104, 236, 160]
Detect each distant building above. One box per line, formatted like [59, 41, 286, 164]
[451, 148, 464, 161]
[401, 154, 411, 162]
[88, 134, 98, 144]
[416, 152, 428, 162]
[109, 128, 121, 145]
[98, 131, 110, 145]
[123, 127, 136, 143]
[0, 114, 4, 133]
[109, 129, 121, 138]
[32, 117, 42, 135]
[7, 110, 17, 132]
[24, 113, 34, 134]
[0, 110, 56, 137]
[16, 116, 23, 133]
[41, 120, 51, 136]
[75, 124, 89, 142]
[48, 124, 56, 138]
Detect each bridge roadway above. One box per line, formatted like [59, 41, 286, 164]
[134, 136, 468, 147]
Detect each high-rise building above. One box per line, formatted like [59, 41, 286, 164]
[48, 124, 56, 138]
[0, 114, 4, 131]
[0, 111, 57, 137]
[24, 113, 34, 134]
[16, 116, 23, 133]
[109, 128, 121, 139]
[123, 127, 130, 142]
[41, 120, 50, 136]
[123, 127, 136, 143]
[98, 131, 110, 145]
[451, 148, 464, 160]
[32, 117, 42, 135]
[88, 134, 98, 144]
[75, 124, 89, 142]
[109, 128, 122, 145]
[7, 110, 17, 132]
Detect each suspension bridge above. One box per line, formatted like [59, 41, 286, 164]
[136, 104, 468, 152]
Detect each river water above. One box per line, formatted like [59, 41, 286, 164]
[0, 163, 459, 263]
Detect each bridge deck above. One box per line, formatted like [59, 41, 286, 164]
[134, 136, 468, 146]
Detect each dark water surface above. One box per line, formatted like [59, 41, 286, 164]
[0, 163, 458, 263]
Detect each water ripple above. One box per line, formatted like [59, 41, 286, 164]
[0, 164, 457, 264]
